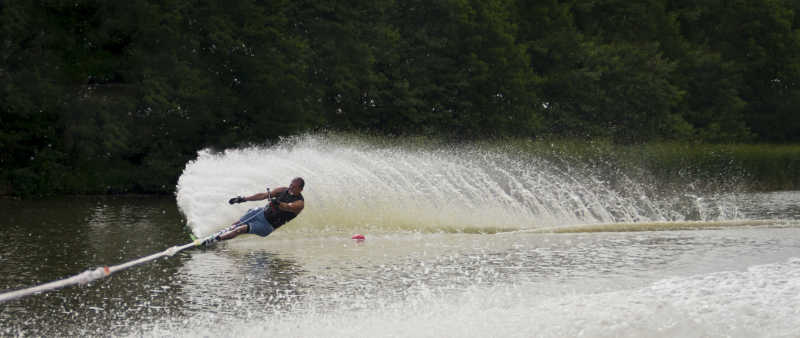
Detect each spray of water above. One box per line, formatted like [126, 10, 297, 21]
[176, 134, 739, 237]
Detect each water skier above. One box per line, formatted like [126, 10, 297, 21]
[202, 177, 305, 246]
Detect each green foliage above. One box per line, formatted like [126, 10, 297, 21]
[671, 0, 800, 142]
[624, 143, 800, 191]
[1, 0, 799, 195]
[539, 40, 686, 143]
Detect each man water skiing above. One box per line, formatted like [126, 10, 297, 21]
[202, 177, 305, 246]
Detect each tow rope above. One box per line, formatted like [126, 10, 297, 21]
[0, 236, 209, 303]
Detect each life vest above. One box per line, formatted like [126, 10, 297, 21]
[264, 190, 303, 229]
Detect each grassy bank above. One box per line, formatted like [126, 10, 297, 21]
[623, 143, 800, 191]
[2, 136, 799, 196]
[505, 139, 800, 192]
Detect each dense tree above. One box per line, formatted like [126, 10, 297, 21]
[670, 0, 800, 141]
[1, 0, 799, 195]
[380, 0, 542, 137]
[290, 0, 393, 131]
[519, 0, 687, 142]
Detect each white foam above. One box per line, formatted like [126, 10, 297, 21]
[140, 257, 800, 337]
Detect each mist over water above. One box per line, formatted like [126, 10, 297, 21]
[177, 134, 740, 237]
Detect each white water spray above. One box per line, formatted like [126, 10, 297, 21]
[176, 134, 738, 236]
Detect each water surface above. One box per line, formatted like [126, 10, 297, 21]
[2, 137, 800, 337]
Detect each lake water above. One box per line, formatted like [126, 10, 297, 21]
[2, 136, 799, 337]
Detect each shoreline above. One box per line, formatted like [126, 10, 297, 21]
[3, 140, 798, 197]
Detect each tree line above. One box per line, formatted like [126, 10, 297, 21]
[2, 0, 799, 195]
